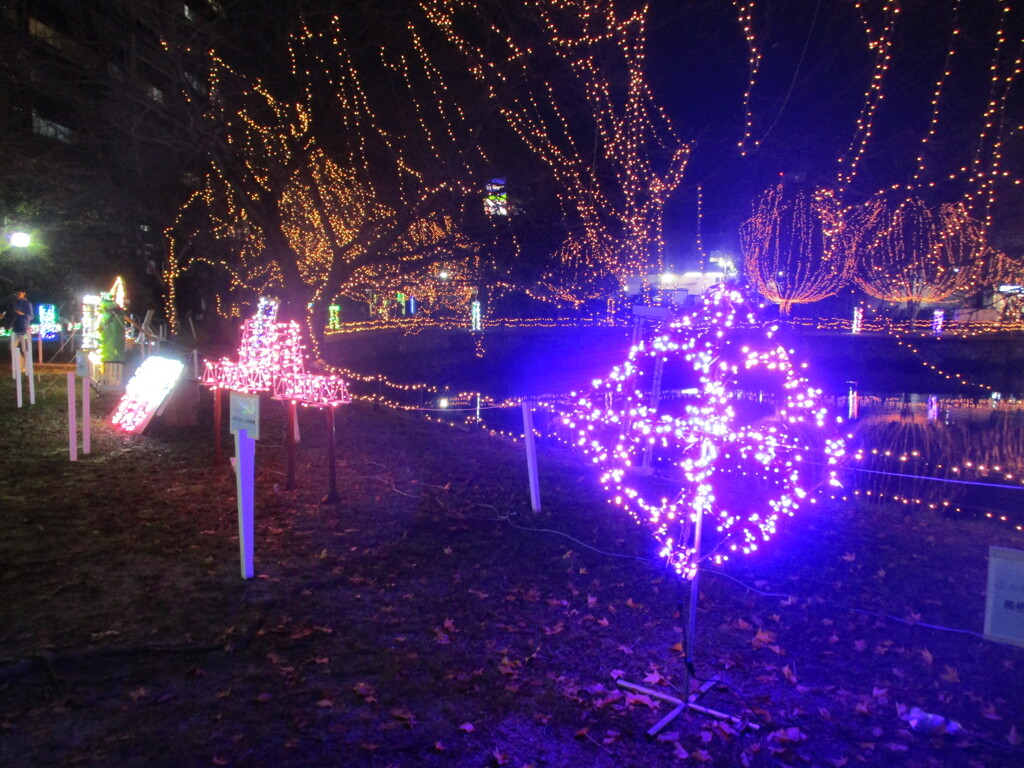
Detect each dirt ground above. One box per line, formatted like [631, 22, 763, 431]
[2, 368, 1023, 767]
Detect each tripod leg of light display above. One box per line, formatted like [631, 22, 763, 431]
[322, 406, 339, 505]
[618, 502, 757, 736]
[683, 503, 705, 701]
[213, 387, 225, 466]
[82, 377, 91, 455]
[285, 400, 298, 491]
[67, 372, 77, 462]
[233, 428, 255, 579]
[616, 679, 757, 736]
[522, 400, 542, 512]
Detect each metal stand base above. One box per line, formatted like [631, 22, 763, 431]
[617, 677, 759, 737]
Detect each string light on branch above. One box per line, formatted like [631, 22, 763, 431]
[851, 195, 986, 305]
[730, 0, 763, 155]
[422, 0, 689, 303]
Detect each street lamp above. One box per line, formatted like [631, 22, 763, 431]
[8, 232, 31, 248]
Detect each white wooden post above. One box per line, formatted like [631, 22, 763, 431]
[67, 372, 78, 462]
[82, 377, 91, 454]
[233, 429, 256, 578]
[14, 347, 23, 408]
[521, 400, 542, 512]
[25, 332, 34, 405]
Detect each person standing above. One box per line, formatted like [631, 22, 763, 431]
[10, 289, 33, 372]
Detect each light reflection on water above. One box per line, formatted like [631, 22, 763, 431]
[839, 392, 1024, 531]
[440, 387, 1024, 534]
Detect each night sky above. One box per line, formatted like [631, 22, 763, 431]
[644, 0, 1021, 267]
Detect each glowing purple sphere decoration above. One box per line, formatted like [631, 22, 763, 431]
[562, 287, 845, 578]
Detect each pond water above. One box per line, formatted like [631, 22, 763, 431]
[839, 391, 1024, 533]
[436, 389, 1024, 536]
[330, 327, 1024, 536]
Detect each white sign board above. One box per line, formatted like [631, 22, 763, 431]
[984, 546, 1024, 648]
[76, 351, 91, 378]
[229, 391, 260, 440]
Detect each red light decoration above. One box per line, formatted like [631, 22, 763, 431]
[202, 297, 350, 409]
[272, 373, 351, 408]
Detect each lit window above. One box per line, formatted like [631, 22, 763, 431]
[28, 18, 59, 46]
[31, 112, 74, 144]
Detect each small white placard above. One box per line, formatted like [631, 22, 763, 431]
[229, 391, 260, 440]
[984, 546, 1024, 648]
[76, 351, 91, 378]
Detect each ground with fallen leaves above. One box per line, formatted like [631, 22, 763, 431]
[1, 368, 1023, 768]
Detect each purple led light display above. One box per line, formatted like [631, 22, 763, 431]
[562, 286, 845, 578]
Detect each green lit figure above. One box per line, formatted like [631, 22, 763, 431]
[96, 294, 126, 363]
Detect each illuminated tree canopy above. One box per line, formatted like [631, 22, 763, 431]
[739, 184, 853, 314]
[166, 12, 490, 352]
[851, 195, 987, 307]
[422, 0, 689, 303]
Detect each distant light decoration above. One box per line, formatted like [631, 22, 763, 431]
[163, 14, 493, 357]
[35, 304, 60, 340]
[470, 299, 482, 331]
[561, 286, 845, 578]
[851, 196, 986, 306]
[108, 275, 126, 310]
[328, 304, 341, 330]
[81, 294, 103, 352]
[932, 309, 945, 335]
[852, 306, 864, 334]
[81, 277, 126, 353]
[484, 178, 508, 216]
[740, 184, 854, 314]
[110, 356, 185, 433]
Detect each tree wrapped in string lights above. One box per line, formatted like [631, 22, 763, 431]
[740, 184, 853, 314]
[166, 12, 491, 354]
[422, 0, 689, 304]
[851, 196, 987, 315]
[561, 286, 844, 578]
